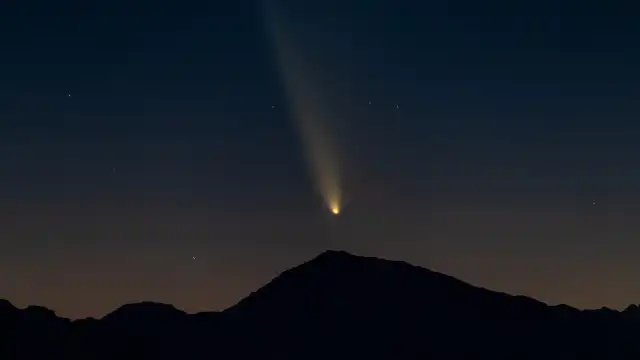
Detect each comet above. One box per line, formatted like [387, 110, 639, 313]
[263, 3, 344, 216]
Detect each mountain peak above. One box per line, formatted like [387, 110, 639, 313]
[311, 249, 358, 262]
[227, 250, 489, 319]
[0, 298, 16, 310]
[24, 305, 58, 317]
[103, 302, 184, 321]
[316, 249, 354, 257]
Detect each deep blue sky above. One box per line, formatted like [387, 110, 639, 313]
[1, 0, 640, 318]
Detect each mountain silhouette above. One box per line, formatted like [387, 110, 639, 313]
[2, 250, 640, 359]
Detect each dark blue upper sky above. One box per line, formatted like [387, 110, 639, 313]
[1, 0, 640, 318]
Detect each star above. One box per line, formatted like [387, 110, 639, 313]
[368, 101, 372, 105]
[67, 93, 71, 97]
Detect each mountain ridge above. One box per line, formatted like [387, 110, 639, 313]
[3, 250, 639, 320]
[3, 250, 640, 359]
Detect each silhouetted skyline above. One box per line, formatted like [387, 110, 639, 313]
[2, 0, 640, 318]
[3, 251, 640, 359]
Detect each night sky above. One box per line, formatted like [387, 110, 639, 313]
[2, 0, 640, 319]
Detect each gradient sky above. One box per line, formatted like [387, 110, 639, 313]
[2, 0, 640, 319]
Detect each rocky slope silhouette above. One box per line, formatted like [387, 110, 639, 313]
[2, 250, 640, 359]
